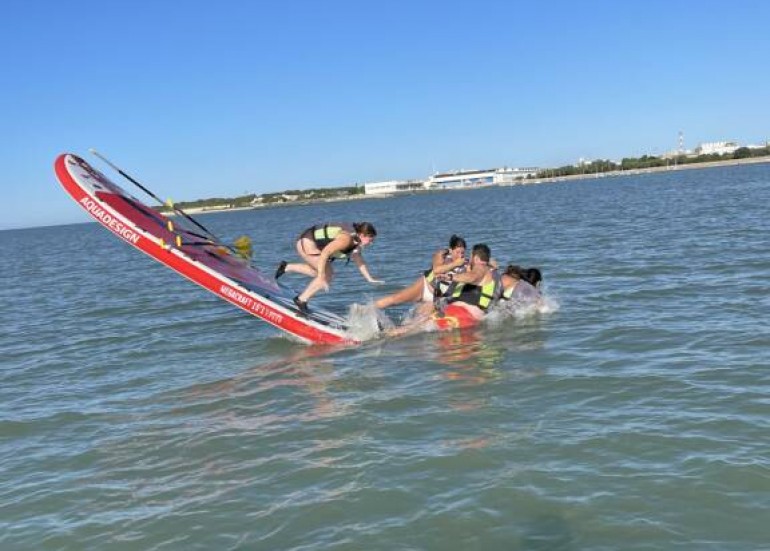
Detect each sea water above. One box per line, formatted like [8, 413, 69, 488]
[1, 164, 768, 550]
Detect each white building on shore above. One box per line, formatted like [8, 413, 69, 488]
[363, 179, 426, 195]
[426, 167, 540, 189]
[493, 166, 541, 184]
[363, 166, 541, 195]
[427, 169, 496, 189]
[694, 141, 739, 156]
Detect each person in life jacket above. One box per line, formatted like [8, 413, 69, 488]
[275, 222, 382, 313]
[387, 243, 498, 336]
[375, 234, 468, 315]
[439, 243, 501, 319]
[499, 264, 543, 308]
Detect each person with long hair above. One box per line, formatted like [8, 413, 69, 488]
[375, 234, 468, 314]
[499, 264, 542, 307]
[388, 243, 499, 336]
[275, 222, 382, 313]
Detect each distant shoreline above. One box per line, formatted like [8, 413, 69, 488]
[523, 154, 770, 185]
[175, 155, 770, 216]
[176, 192, 388, 215]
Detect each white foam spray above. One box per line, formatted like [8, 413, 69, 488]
[344, 302, 394, 342]
[486, 289, 559, 328]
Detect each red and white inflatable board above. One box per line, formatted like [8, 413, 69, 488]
[54, 153, 355, 345]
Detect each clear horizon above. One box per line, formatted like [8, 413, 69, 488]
[3, 0, 769, 230]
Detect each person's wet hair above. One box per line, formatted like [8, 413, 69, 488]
[505, 264, 525, 279]
[354, 222, 377, 237]
[448, 234, 467, 250]
[505, 264, 542, 287]
[472, 243, 491, 262]
[525, 268, 542, 288]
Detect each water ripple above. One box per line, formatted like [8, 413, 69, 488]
[2, 165, 770, 549]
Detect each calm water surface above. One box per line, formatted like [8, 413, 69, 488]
[1, 164, 769, 550]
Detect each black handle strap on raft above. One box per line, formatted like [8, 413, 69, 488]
[89, 149, 231, 250]
[90, 149, 218, 239]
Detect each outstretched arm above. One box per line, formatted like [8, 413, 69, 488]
[351, 251, 383, 284]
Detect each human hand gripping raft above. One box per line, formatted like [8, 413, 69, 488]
[274, 222, 382, 313]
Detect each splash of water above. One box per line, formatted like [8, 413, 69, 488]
[344, 290, 558, 342]
[344, 302, 393, 342]
[486, 289, 559, 328]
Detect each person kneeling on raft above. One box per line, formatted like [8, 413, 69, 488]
[275, 222, 383, 313]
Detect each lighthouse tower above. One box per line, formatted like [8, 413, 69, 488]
[674, 131, 684, 167]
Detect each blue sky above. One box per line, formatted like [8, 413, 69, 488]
[2, 0, 768, 229]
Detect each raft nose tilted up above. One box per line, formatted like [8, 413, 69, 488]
[54, 152, 358, 345]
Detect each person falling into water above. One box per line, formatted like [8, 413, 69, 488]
[499, 264, 543, 308]
[275, 222, 382, 313]
[375, 234, 468, 316]
[388, 243, 499, 336]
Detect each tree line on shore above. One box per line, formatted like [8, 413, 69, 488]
[158, 184, 364, 212]
[535, 146, 770, 178]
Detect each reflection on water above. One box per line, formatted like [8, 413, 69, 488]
[433, 328, 506, 383]
[192, 351, 351, 420]
[431, 307, 549, 381]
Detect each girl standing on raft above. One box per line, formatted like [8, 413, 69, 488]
[275, 222, 382, 313]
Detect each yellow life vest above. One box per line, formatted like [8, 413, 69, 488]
[311, 223, 359, 259]
[502, 284, 514, 300]
[450, 273, 500, 311]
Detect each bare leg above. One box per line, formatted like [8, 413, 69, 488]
[286, 238, 322, 278]
[298, 262, 335, 303]
[285, 262, 317, 278]
[386, 308, 434, 337]
[375, 277, 426, 309]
